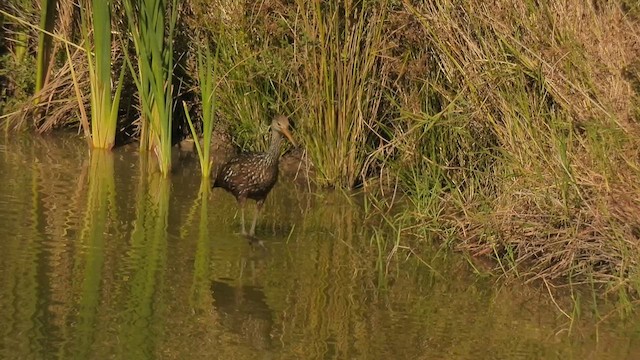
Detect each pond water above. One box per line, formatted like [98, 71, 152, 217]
[0, 133, 639, 359]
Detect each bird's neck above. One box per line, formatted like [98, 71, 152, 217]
[267, 131, 282, 161]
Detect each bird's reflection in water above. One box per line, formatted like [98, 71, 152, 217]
[211, 280, 274, 352]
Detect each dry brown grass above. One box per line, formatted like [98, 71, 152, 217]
[395, 0, 640, 296]
[7, 46, 89, 132]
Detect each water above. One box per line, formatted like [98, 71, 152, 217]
[0, 133, 639, 359]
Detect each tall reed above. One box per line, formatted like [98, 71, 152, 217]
[183, 42, 218, 178]
[10, 0, 31, 63]
[123, 0, 178, 175]
[80, 0, 125, 150]
[35, 0, 57, 94]
[293, 0, 388, 188]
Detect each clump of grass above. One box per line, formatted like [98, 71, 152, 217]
[290, 0, 389, 188]
[183, 0, 287, 153]
[1, 5, 90, 131]
[0, 2, 104, 132]
[183, 40, 218, 178]
[386, 0, 640, 299]
[213, 35, 277, 152]
[79, 0, 125, 149]
[123, 0, 178, 175]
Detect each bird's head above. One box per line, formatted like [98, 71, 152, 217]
[271, 115, 296, 146]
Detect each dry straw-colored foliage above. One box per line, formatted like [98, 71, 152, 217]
[400, 0, 640, 292]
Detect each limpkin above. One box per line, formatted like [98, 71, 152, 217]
[213, 115, 295, 237]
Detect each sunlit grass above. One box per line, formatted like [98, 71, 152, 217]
[123, 0, 178, 175]
[389, 0, 640, 300]
[213, 35, 277, 152]
[183, 41, 219, 178]
[79, 0, 125, 150]
[291, 0, 389, 188]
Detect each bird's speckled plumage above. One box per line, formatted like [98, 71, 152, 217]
[213, 115, 295, 236]
[214, 152, 279, 201]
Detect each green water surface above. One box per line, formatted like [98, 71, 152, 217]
[0, 133, 639, 359]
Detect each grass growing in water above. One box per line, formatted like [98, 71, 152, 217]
[79, 0, 125, 150]
[291, 0, 389, 188]
[183, 41, 218, 178]
[123, 0, 178, 175]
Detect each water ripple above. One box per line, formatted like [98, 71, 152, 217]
[1, 134, 639, 359]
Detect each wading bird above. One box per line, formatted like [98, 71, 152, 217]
[213, 115, 295, 237]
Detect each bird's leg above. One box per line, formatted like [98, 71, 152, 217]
[249, 200, 264, 237]
[238, 198, 247, 235]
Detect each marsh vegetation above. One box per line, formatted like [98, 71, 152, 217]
[1, 0, 640, 313]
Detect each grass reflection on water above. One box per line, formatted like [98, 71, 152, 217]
[0, 134, 639, 359]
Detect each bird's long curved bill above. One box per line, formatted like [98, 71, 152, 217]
[280, 128, 296, 147]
